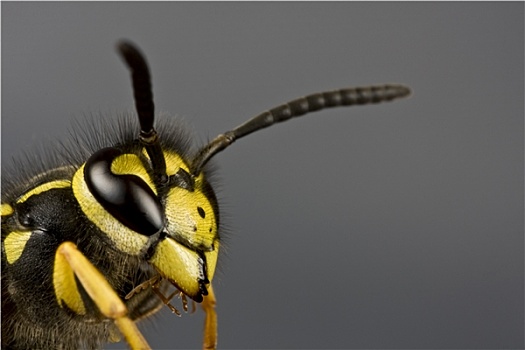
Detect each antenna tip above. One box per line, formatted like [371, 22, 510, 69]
[116, 40, 146, 69]
[116, 39, 135, 52]
[391, 84, 412, 99]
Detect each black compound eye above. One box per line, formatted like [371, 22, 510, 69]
[84, 147, 164, 236]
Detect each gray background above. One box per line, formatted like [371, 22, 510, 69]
[2, 2, 523, 349]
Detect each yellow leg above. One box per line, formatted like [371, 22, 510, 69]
[57, 242, 151, 350]
[201, 284, 218, 350]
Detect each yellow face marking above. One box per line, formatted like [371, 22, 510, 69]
[147, 150, 220, 294]
[53, 247, 86, 315]
[150, 237, 220, 299]
[150, 237, 206, 298]
[143, 149, 190, 176]
[163, 150, 190, 175]
[72, 164, 148, 255]
[111, 154, 157, 195]
[165, 186, 217, 250]
[163, 151, 206, 186]
[3, 230, 32, 264]
[1, 203, 14, 216]
[16, 180, 71, 204]
[162, 149, 217, 249]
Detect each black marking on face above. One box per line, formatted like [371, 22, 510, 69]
[197, 206, 205, 219]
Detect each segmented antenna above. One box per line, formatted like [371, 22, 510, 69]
[191, 84, 411, 175]
[117, 40, 168, 184]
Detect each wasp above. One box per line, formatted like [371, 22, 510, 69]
[1, 40, 410, 349]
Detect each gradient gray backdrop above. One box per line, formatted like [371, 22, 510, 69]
[2, 2, 523, 349]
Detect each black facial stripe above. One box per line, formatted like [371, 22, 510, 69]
[168, 168, 195, 192]
[84, 147, 165, 236]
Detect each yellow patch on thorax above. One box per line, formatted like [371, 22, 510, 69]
[1, 203, 14, 216]
[16, 180, 71, 204]
[3, 230, 33, 264]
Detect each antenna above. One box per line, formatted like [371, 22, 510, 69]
[117, 40, 167, 184]
[191, 84, 411, 175]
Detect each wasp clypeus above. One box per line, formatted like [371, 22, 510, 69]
[1, 40, 411, 349]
